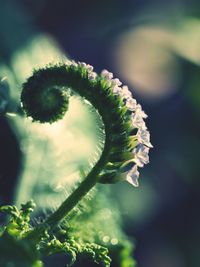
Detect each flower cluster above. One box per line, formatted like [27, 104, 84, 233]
[64, 61, 152, 187]
[67, 60, 97, 80]
[100, 69, 152, 187]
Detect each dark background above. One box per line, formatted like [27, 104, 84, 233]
[1, 1, 200, 266]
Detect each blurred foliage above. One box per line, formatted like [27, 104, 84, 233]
[0, 188, 135, 267]
[0, 200, 42, 267]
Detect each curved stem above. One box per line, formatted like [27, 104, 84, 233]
[46, 148, 108, 227]
[25, 123, 111, 242]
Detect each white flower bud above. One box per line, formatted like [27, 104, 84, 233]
[126, 165, 139, 187]
[132, 144, 150, 167]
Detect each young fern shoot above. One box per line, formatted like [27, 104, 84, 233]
[21, 60, 152, 239]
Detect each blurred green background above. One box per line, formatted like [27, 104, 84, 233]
[0, 0, 200, 266]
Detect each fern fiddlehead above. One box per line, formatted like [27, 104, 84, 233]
[21, 60, 152, 238]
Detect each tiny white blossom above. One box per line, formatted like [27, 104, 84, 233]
[89, 64, 94, 71]
[78, 62, 94, 72]
[86, 64, 93, 72]
[88, 72, 97, 80]
[131, 111, 147, 129]
[126, 165, 139, 187]
[112, 85, 122, 94]
[137, 128, 153, 148]
[121, 85, 132, 99]
[132, 144, 150, 167]
[111, 78, 122, 87]
[101, 69, 113, 80]
[136, 104, 148, 119]
[126, 98, 137, 111]
[78, 62, 87, 68]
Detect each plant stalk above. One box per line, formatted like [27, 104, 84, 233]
[24, 123, 110, 242]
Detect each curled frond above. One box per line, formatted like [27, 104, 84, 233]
[21, 61, 152, 186]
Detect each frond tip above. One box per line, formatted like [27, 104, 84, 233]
[21, 82, 69, 123]
[20, 60, 152, 187]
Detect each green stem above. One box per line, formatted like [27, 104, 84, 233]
[25, 124, 110, 242]
[46, 158, 105, 227]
